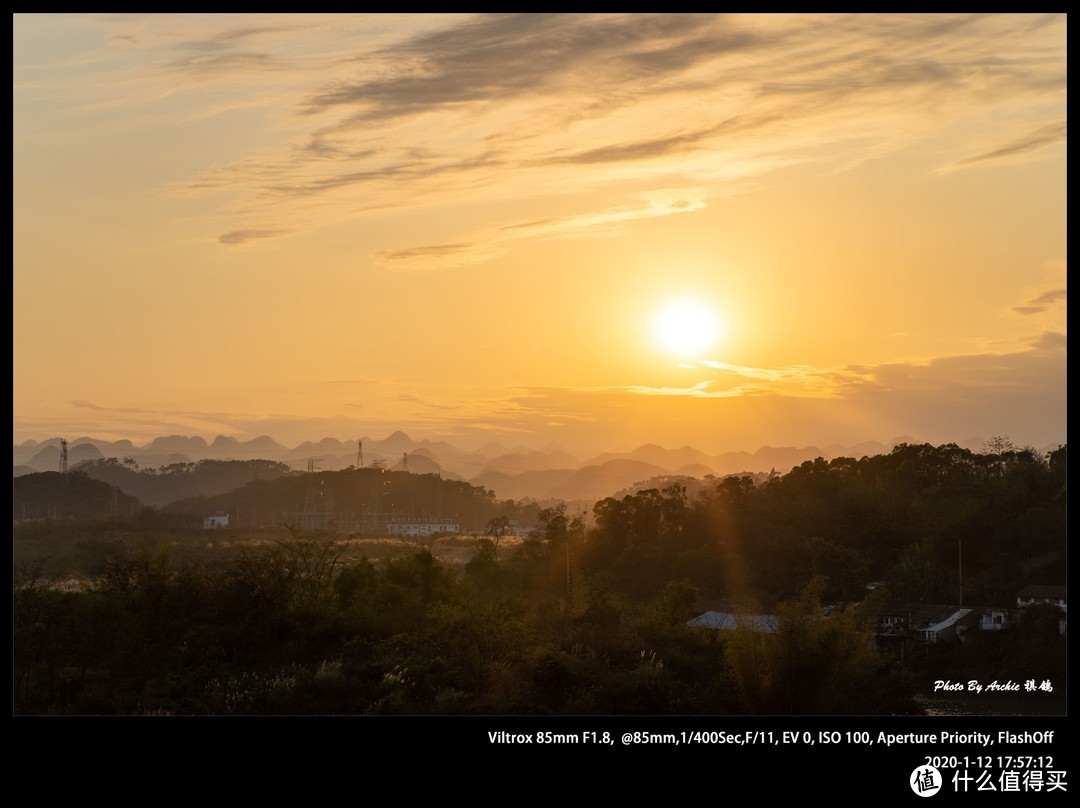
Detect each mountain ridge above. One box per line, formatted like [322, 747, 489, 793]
[13, 432, 1002, 473]
[14, 432, 1048, 504]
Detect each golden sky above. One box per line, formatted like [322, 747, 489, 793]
[13, 13, 1066, 454]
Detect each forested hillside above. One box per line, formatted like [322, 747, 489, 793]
[13, 443, 1066, 715]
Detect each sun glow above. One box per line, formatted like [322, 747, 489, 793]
[653, 299, 722, 357]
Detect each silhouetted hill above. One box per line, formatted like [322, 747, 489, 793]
[164, 467, 499, 533]
[390, 452, 444, 476]
[293, 437, 347, 453]
[208, 435, 241, 455]
[378, 430, 416, 454]
[76, 458, 295, 508]
[147, 435, 209, 453]
[488, 449, 580, 474]
[242, 435, 289, 457]
[472, 458, 673, 500]
[675, 463, 715, 477]
[69, 443, 104, 465]
[13, 471, 140, 521]
[25, 445, 60, 473]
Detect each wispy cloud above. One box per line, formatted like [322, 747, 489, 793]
[58, 12, 1054, 259]
[575, 334, 1066, 402]
[1013, 287, 1066, 315]
[492, 333, 1066, 448]
[179, 25, 299, 51]
[377, 242, 508, 268]
[377, 189, 708, 268]
[599, 362, 873, 400]
[942, 121, 1066, 172]
[164, 51, 280, 74]
[218, 228, 291, 245]
[302, 14, 745, 121]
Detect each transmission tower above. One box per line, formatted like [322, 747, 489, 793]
[59, 438, 69, 483]
[404, 453, 416, 517]
[301, 458, 323, 531]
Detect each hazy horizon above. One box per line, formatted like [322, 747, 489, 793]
[14, 14, 1066, 456]
[13, 427, 1057, 464]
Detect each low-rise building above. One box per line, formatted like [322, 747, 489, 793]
[1016, 585, 1067, 611]
[203, 512, 229, 529]
[979, 608, 1010, 631]
[386, 517, 460, 537]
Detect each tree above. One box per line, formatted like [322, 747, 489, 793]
[983, 436, 1017, 454]
[655, 579, 698, 624]
[725, 577, 906, 714]
[535, 504, 585, 550]
[276, 534, 347, 611]
[484, 515, 511, 558]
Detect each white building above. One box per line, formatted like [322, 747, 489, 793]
[386, 518, 460, 537]
[203, 513, 229, 529]
[979, 608, 1009, 631]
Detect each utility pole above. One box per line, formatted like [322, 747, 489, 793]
[958, 539, 963, 608]
[404, 453, 414, 517]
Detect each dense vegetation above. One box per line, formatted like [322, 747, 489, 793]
[12, 442, 1066, 715]
[581, 442, 1066, 607]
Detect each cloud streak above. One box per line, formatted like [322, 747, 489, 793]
[376, 189, 708, 269]
[496, 333, 1067, 449]
[582, 333, 1066, 403]
[1013, 287, 1066, 315]
[943, 121, 1066, 172]
[218, 228, 291, 245]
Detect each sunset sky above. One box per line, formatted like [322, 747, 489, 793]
[13, 13, 1067, 454]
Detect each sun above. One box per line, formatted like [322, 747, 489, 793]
[653, 299, 721, 357]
